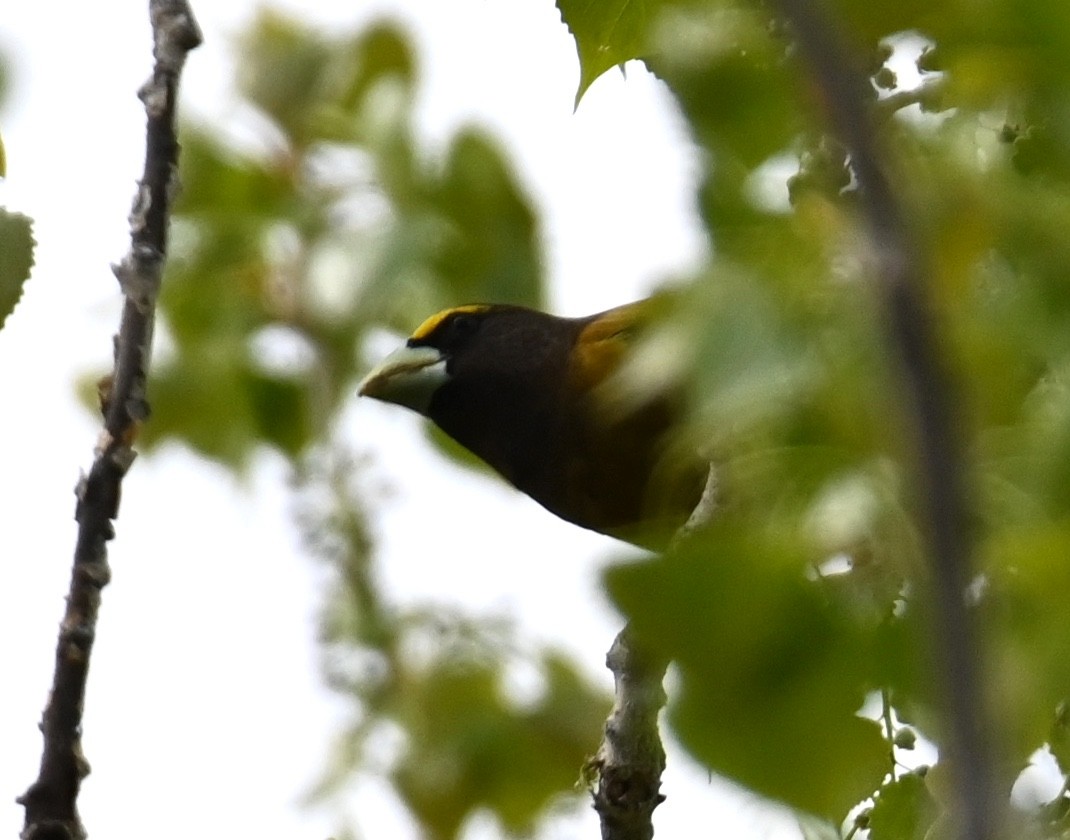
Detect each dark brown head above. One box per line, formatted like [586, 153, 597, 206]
[359, 304, 583, 485]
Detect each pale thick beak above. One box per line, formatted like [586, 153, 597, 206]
[358, 344, 448, 414]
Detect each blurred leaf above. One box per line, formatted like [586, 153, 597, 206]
[607, 525, 889, 819]
[980, 522, 1070, 768]
[92, 0, 1070, 836]
[868, 772, 939, 840]
[0, 209, 34, 330]
[148, 13, 545, 469]
[144, 350, 263, 466]
[392, 648, 607, 838]
[158, 17, 564, 833]
[649, 5, 801, 169]
[235, 13, 418, 150]
[429, 129, 543, 306]
[173, 127, 294, 220]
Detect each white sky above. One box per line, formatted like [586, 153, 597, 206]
[0, 1, 803, 838]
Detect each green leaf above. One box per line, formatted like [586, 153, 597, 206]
[235, 11, 416, 149]
[556, 0, 660, 105]
[980, 522, 1070, 766]
[144, 350, 263, 468]
[173, 128, 293, 220]
[390, 644, 607, 838]
[236, 11, 334, 147]
[868, 772, 939, 840]
[606, 525, 889, 819]
[0, 209, 34, 330]
[246, 370, 314, 458]
[145, 14, 548, 472]
[430, 128, 544, 308]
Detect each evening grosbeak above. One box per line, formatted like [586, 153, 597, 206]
[358, 298, 705, 548]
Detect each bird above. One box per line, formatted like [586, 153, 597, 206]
[358, 297, 706, 548]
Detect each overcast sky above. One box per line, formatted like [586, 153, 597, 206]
[0, 2, 808, 838]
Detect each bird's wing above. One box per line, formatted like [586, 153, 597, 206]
[566, 298, 660, 396]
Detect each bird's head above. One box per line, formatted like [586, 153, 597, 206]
[358, 304, 576, 417]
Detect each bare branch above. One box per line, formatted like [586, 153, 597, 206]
[874, 79, 945, 122]
[588, 626, 669, 840]
[770, 2, 995, 839]
[19, 4, 201, 840]
[586, 465, 715, 838]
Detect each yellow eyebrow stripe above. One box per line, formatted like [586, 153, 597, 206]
[410, 304, 491, 340]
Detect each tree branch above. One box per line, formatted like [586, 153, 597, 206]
[19, 4, 201, 839]
[770, 3, 994, 839]
[588, 626, 669, 840]
[587, 466, 716, 838]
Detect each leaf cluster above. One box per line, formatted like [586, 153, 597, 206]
[562, 0, 1070, 835]
[296, 451, 607, 837]
[128, 0, 1070, 837]
[150, 11, 543, 466]
[143, 12, 602, 838]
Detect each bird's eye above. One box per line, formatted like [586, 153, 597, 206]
[447, 313, 480, 343]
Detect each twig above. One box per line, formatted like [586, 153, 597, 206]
[587, 626, 669, 840]
[878, 688, 898, 782]
[874, 78, 945, 122]
[18, 4, 201, 840]
[770, 3, 994, 839]
[669, 463, 718, 548]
